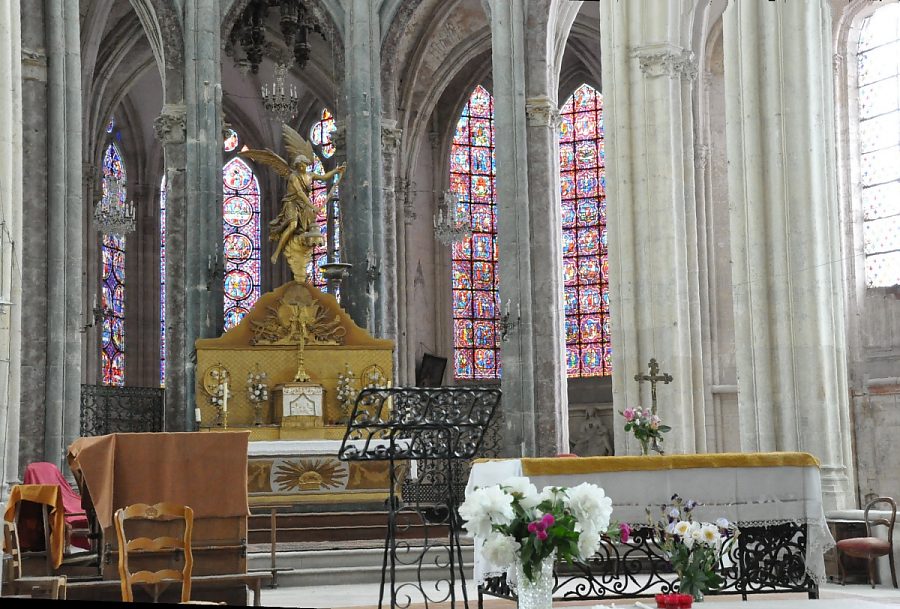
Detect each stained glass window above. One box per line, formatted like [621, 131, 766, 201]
[224, 128, 239, 152]
[310, 108, 336, 159]
[159, 175, 167, 387]
[559, 84, 611, 377]
[307, 108, 341, 292]
[858, 4, 900, 287]
[223, 155, 262, 329]
[101, 143, 127, 386]
[451, 86, 500, 380]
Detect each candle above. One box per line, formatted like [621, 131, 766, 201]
[195, 407, 201, 423]
[222, 381, 228, 412]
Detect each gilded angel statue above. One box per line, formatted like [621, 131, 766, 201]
[239, 124, 345, 282]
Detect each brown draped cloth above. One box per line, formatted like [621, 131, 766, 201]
[3, 484, 67, 568]
[67, 432, 250, 531]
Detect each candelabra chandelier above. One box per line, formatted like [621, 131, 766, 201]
[261, 63, 299, 122]
[433, 191, 472, 246]
[227, 0, 325, 74]
[93, 178, 135, 236]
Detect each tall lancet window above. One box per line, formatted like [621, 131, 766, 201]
[450, 86, 500, 380]
[159, 175, 167, 387]
[857, 4, 900, 287]
[559, 84, 611, 377]
[100, 139, 127, 386]
[222, 129, 262, 329]
[307, 108, 341, 291]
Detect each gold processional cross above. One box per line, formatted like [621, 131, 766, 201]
[634, 358, 673, 455]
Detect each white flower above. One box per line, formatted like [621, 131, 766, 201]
[683, 534, 695, 550]
[716, 517, 730, 530]
[669, 507, 680, 519]
[577, 525, 601, 561]
[502, 477, 539, 508]
[673, 521, 692, 537]
[564, 483, 613, 531]
[481, 533, 520, 568]
[458, 485, 515, 538]
[700, 524, 721, 547]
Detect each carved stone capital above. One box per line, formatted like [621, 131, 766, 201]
[154, 104, 187, 145]
[332, 122, 347, 152]
[381, 121, 403, 153]
[632, 44, 697, 80]
[525, 96, 561, 128]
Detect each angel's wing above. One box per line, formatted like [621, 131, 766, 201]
[282, 124, 315, 163]
[238, 148, 292, 178]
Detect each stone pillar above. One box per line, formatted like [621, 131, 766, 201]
[177, 0, 223, 430]
[599, 0, 708, 455]
[341, 0, 384, 335]
[723, 0, 853, 509]
[381, 119, 402, 376]
[0, 0, 22, 497]
[489, 0, 568, 456]
[42, 0, 83, 467]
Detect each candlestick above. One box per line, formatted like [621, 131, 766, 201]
[222, 381, 228, 412]
[195, 407, 201, 423]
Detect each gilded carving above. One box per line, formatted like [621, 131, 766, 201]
[272, 457, 349, 492]
[250, 283, 346, 346]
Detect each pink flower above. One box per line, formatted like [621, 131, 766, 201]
[542, 513, 555, 527]
[527, 521, 538, 533]
[619, 522, 632, 543]
[623, 408, 635, 422]
[537, 530, 548, 541]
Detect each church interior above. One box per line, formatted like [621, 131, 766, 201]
[0, 0, 899, 606]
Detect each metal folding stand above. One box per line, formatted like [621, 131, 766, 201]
[338, 386, 501, 609]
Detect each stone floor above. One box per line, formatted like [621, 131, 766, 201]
[260, 582, 900, 609]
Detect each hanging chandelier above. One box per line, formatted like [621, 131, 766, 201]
[227, 0, 325, 74]
[93, 178, 135, 236]
[262, 63, 299, 122]
[433, 191, 472, 246]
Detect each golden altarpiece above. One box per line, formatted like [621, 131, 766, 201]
[194, 125, 395, 506]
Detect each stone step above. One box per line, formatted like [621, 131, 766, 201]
[248, 510, 447, 543]
[248, 545, 476, 587]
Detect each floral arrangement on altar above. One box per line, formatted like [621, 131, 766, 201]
[335, 364, 357, 423]
[649, 494, 739, 601]
[247, 369, 269, 425]
[459, 477, 625, 600]
[622, 406, 671, 455]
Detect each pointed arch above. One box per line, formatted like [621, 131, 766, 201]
[450, 85, 500, 380]
[559, 83, 610, 377]
[100, 141, 128, 386]
[223, 150, 262, 329]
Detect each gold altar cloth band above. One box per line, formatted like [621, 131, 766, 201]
[509, 452, 820, 476]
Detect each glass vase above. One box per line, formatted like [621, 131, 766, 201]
[677, 579, 704, 603]
[639, 438, 650, 456]
[512, 553, 555, 609]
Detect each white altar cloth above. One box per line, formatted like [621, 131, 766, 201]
[466, 453, 834, 586]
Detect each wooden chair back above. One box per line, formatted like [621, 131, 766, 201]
[865, 496, 897, 544]
[3, 519, 67, 599]
[113, 502, 194, 603]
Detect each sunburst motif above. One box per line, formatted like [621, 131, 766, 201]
[273, 458, 348, 492]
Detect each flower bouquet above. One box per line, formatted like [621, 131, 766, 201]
[622, 406, 671, 455]
[459, 477, 620, 609]
[246, 369, 269, 425]
[649, 494, 739, 601]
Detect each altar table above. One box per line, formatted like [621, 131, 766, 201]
[467, 452, 833, 601]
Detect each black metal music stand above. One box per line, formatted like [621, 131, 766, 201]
[339, 386, 501, 609]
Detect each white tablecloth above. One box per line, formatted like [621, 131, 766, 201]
[466, 455, 834, 585]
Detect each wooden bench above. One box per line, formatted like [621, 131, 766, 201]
[66, 572, 273, 606]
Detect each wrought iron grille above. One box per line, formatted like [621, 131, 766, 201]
[80, 384, 165, 436]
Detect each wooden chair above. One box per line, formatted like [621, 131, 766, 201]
[2, 520, 67, 599]
[114, 502, 194, 603]
[836, 497, 897, 588]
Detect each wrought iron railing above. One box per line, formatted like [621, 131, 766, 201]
[80, 384, 165, 436]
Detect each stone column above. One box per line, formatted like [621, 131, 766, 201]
[0, 0, 22, 497]
[381, 119, 402, 376]
[723, 0, 853, 509]
[42, 0, 83, 467]
[599, 0, 708, 455]
[489, 0, 569, 456]
[177, 0, 223, 430]
[341, 0, 384, 335]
